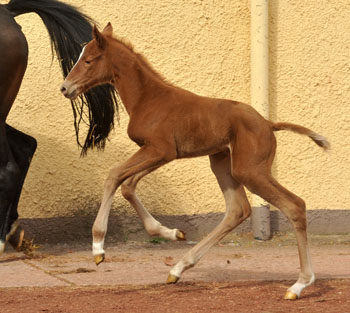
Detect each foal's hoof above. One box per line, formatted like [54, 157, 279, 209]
[166, 274, 179, 284]
[8, 224, 24, 252]
[94, 254, 105, 266]
[176, 230, 186, 241]
[284, 291, 298, 300]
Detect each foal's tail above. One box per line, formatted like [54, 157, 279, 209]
[270, 122, 330, 150]
[6, 0, 119, 155]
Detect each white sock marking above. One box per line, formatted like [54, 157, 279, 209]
[92, 241, 105, 256]
[288, 273, 315, 297]
[169, 262, 184, 278]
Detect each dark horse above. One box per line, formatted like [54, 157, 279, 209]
[0, 0, 119, 254]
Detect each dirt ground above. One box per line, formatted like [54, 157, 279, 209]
[1, 279, 350, 313]
[1, 232, 350, 313]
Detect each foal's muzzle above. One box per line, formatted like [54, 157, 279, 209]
[60, 81, 78, 100]
[60, 85, 68, 96]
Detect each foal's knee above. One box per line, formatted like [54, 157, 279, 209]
[104, 178, 118, 194]
[104, 168, 123, 193]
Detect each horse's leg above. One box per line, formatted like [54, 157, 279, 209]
[92, 145, 175, 264]
[167, 150, 251, 283]
[121, 169, 185, 241]
[228, 128, 314, 300]
[6, 125, 37, 249]
[0, 124, 37, 253]
[242, 174, 314, 299]
[0, 123, 20, 253]
[0, 25, 29, 253]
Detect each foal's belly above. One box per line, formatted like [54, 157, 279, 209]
[174, 128, 230, 158]
[173, 110, 232, 158]
[176, 144, 228, 159]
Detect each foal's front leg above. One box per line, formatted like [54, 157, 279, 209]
[121, 170, 186, 241]
[92, 145, 175, 265]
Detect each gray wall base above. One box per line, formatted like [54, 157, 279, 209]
[19, 210, 350, 245]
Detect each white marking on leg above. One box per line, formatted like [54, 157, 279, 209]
[169, 260, 190, 279]
[144, 217, 178, 240]
[288, 234, 315, 298]
[144, 218, 162, 236]
[169, 250, 196, 279]
[0, 240, 5, 253]
[288, 273, 315, 298]
[92, 240, 105, 256]
[162, 228, 178, 241]
[127, 192, 179, 240]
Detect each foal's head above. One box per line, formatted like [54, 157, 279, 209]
[61, 23, 114, 100]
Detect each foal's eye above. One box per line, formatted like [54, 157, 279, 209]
[85, 60, 91, 65]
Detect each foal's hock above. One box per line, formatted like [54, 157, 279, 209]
[61, 23, 329, 300]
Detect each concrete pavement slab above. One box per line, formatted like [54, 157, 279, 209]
[1, 233, 350, 288]
[0, 255, 68, 288]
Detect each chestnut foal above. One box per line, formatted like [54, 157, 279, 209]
[61, 23, 329, 299]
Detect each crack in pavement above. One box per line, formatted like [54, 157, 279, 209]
[22, 259, 76, 286]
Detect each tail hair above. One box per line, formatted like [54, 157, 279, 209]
[6, 0, 119, 155]
[271, 122, 330, 150]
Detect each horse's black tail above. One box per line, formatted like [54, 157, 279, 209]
[6, 0, 119, 155]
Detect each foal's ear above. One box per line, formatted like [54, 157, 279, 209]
[92, 25, 106, 50]
[102, 22, 113, 37]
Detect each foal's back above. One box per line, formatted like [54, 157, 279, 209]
[143, 85, 272, 159]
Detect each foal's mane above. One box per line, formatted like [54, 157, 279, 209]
[111, 35, 174, 87]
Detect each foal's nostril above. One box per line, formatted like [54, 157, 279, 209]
[60, 86, 66, 94]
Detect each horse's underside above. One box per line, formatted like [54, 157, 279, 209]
[0, 0, 119, 253]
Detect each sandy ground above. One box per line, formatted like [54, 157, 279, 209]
[0, 232, 349, 312]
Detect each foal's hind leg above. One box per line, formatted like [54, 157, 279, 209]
[242, 173, 314, 299]
[121, 170, 186, 241]
[228, 124, 315, 299]
[167, 151, 251, 283]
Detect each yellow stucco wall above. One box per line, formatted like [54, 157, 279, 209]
[269, 0, 350, 211]
[1, 0, 349, 220]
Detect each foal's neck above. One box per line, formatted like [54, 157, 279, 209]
[110, 39, 170, 115]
